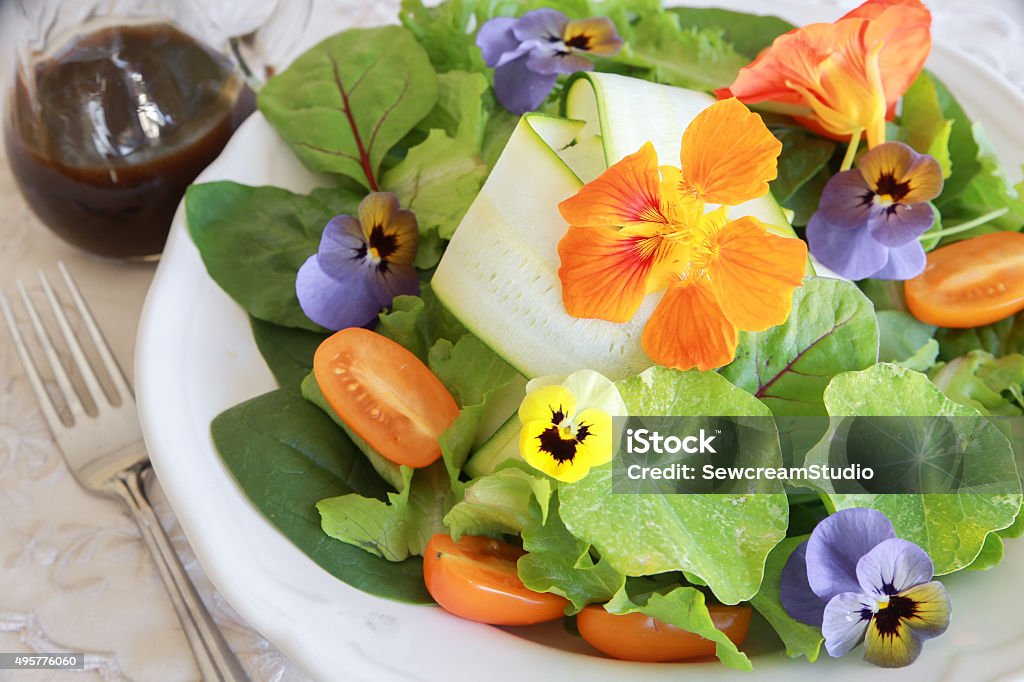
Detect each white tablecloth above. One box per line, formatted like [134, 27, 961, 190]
[1, 1, 1022, 680]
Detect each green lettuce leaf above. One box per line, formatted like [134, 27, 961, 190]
[614, 9, 749, 92]
[929, 72, 981, 203]
[805, 363, 1022, 574]
[399, 0, 518, 74]
[749, 535, 823, 661]
[517, 496, 624, 613]
[721, 277, 879, 416]
[210, 389, 430, 602]
[930, 350, 1024, 416]
[669, 7, 794, 59]
[376, 286, 467, 363]
[318, 460, 455, 561]
[605, 581, 751, 671]
[965, 532, 1004, 571]
[900, 72, 953, 178]
[559, 367, 788, 604]
[382, 71, 491, 246]
[186, 182, 361, 331]
[443, 465, 551, 540]
[259, 26, 438, 189]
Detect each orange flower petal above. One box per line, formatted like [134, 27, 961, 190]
[558, 141, 667, 228]
[720, 0, 929, 146]
[641, 280, 739, 372]
[558, 225, 682, 323]
[678, 98, 782, 206]
[706, 217, 807, 332]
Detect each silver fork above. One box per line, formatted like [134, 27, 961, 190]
[1, 263, 248, 682]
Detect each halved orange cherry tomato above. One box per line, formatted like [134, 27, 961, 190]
[313, 328, 458, 468]
[905, 231, 1024, 328]
[423, 534, 569, 625]
[577, 603, 751, 662]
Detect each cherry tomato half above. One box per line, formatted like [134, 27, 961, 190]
[577, 603, 751, 662]
[905, 231, 1024, 328]
[423, 534, 569, 626]
[313, 328, 459, 468]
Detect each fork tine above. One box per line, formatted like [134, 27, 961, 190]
[57, 262, 133, 400]
[39, 270, 114, 407]
[17, 280, 89, 421]
[0, 290, 67, 432]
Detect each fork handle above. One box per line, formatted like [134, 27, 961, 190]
[112, 464, 249, 682]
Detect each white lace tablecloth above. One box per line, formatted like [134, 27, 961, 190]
[1, 1, 1022, 680]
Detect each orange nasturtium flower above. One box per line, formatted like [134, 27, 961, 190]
[716, 0, 932, 149]
[557, 98, 807, 372]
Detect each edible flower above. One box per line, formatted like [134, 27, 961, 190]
[716, 0, 931, 148]
[518, 369, 626, 483]
[477, 9, 623, 114]
[557, 98, 807, 371]
[781, 508, 951, 668]
[296, 192, 418, 330]
[807, 142, 942, 280]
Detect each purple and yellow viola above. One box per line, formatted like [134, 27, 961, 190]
[296, 192, 419, 330]
[807, 141, 943, 280]
[477, 8, 623, 114]
[781, 508, 951, 668]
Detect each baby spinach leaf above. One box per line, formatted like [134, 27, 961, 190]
[444, 466, 551, 540]
[259, 26, 438, 190]
[517, 496, 624, 614]
[807, 363, 1022, 575]
[858, 279, 908, 312]
[560, 367, 788, 604]
[250, 317, 330, 391]
[669, 7, 794, 59]
[318, 461, 455, 561]
[605, 582, 751, 671]
[210, 389, 431, 603]
[770, 128, 836, 207]
[782, 165, 830, 227]
[721, 278, 878, 416]
[749, 535, 823, 662]
[187, 182, 361, 331]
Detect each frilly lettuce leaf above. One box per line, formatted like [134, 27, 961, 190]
[605, 580, 751, 671]
[930, 350, 1024, 416]
[937, 313, 1024, 361]
[443, 465, 551, 540]
[876, 310, 939, 372]
[517, 496, 624, 613]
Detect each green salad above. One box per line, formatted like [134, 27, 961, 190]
[186, 0, 1024, 671]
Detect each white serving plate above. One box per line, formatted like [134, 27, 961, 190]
[136, 2, 1024, 680]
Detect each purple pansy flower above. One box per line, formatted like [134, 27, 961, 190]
[296, 192, 419, 330]
[781, 508, 951, 668]
[807, 142, 943, 280]
[477, 9, 623, 114]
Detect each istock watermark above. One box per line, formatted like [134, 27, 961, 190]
[610, 415, 1022, 496]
